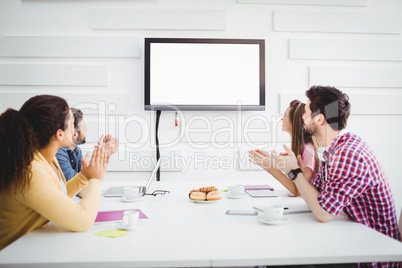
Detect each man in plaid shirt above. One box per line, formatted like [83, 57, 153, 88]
[250, 85, 400, 267]
[311, 131, 400, 243]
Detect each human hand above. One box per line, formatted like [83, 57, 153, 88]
[272, 145, 300, 173]
[297, 155, 307, 174]
[105, 137, 118, 156]
[248, 149, 275, 173]
[98, 134, 118, 156]
[81, 146, 107, 181]
[97, 134, 107, 147]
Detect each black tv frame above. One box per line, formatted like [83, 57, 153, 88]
[144, 38, 265, 111]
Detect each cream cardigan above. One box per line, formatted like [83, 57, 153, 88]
[0, 152, 103, 250]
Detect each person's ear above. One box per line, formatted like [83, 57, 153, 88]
[55, 129, 64, 141]
[73, 130, 78, 140]
[316, 114, 326, 126]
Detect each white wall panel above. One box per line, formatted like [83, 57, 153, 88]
[310, 67, 402, 88]
[290, 39, 402, 61]
[274, 11, 401, 34]
[348, 94, 402, 115]
[81, 148, 184, 172]
[0, 64, 108, 86]
[280, 93, 306, 114]
[85, 116, 150, 144]
[66, 93, 130, 115]
[0, 92, 129, 115]
[280, 93, 402, 115]
[90, 9, 227, 30]
[239, 0, 367, 6]
[0, 36, 140, 58]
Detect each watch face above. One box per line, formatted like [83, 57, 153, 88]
[289, 172, 295, 180]
[288, 169, 301, 181]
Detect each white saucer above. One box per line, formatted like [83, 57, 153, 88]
[120, 196, 143, 203]
[117, 220, 148, 231]
[227, 193, 246, 199]
[117, 223, 137, 230]
[257, 216, 290, 225]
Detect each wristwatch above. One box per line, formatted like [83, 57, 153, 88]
[288, 168, 302, 181]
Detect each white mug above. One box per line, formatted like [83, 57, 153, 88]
[228, 185, 245, 197]
[122, 210, 139, 228]
[123, 186, 140, 200]
[262, 205, 284, 222]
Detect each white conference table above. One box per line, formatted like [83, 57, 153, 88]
[0, 178, 402, 268]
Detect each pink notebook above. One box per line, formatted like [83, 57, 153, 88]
[244, 185, 274, 191]
[95, 209, 148, 223]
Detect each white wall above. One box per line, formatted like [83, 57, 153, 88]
[0, 0, 401, 214]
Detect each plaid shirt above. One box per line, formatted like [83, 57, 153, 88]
[311, 132, 401, 268]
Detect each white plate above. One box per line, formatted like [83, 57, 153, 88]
[226, 193, 246, 199]
[189, 199, 220, 203]
[257, 216, 290, 225]
[120, 196, 143, 203]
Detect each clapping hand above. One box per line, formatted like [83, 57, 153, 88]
[97, 134, 119, 161]
[275, 145, 300, 173]
[81, 146, 107, 181]
[248, 149, 276, 174]
[249, 145, 300, 174]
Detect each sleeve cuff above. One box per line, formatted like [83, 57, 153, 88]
[317, 191, 345, 216]
[75, 172, 89, 185]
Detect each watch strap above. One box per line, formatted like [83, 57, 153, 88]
[288, 168, 302, 181]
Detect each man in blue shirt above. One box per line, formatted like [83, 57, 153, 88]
[56, 108, 118, 196]
[56, 108, 86, 182]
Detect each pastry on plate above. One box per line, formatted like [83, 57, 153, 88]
[190, 191, 206, 201]
[206, 191, 222, 201]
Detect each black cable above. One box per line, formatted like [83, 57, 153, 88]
[155, 110, 161, 181]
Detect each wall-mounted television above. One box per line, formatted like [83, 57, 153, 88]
[144, 38, 265, 111]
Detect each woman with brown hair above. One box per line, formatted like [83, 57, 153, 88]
[249, 100, 318, 196]
[0, 95, 108, 250]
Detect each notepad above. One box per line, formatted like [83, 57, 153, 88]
[94, 209, 148, 223]
[96, 230, 129, 238]
[245, 189, 278, 198]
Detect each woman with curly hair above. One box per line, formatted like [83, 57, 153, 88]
[0, 95, 108, 250]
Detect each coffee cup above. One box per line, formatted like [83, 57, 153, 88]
[122, 210, 139, 228]
[262, 205, 284, 222]
[123, 186, 140, 200]
[228, 185, 245, 197]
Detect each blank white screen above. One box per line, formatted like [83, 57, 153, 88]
[150, 43, 260, 106]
